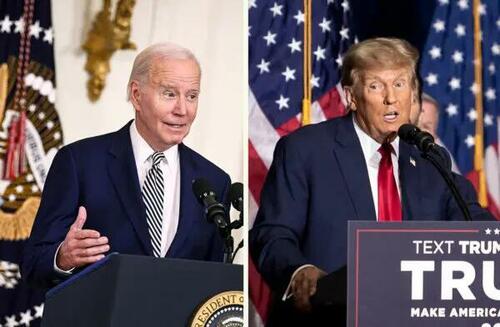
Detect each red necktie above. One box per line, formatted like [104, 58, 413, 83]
[377, 143, 402, 221]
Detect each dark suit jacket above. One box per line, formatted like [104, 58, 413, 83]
[250, 113, 492, 295]
[23, 121, 231, 288]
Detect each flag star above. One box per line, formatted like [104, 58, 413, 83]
[287, 38, 302, 53]
[492, 43, 500, 56]
[248, 25, 252, 37]
[429, 46, 442, 59]
[15, 185, 23, 193]
[0, 15, 13, 33]
[457, 0, 468, 10]
[269, 2, 283, 17]
[488, 63, 495, 74]
[318, 18, 331, 33]
[281, 66, 296, 82]
[485, 88, 496, 101]
[336, 53, 343, 66]
[464, 135, 475, 148]
[433, 19, 445, 32]
[14, 17, 24, 33]
[478, 4, 486, 15]
[29, 20, 42, 39]
[5, 315, 18, 327]
[438, 0, 449, 4]
[43, 27, 53, 44]
[339, 26, 349, 40]
[311, 74, 320, 88]
[451, 50, 463, 63]
[341, 0, 350, 12]
[494, 228, 500, 235]
[249, 0, 257, 9]
[256, 58, 270, 74]
[446, 104, 458, 116]
[327, 0, 335, 4]
[34, 304, 44, 318]
[263, 30, 277, 46]
[484, 113, 494, 126]
[19, 310, 33, 325]
[485, 228, 492, 235]
[448, 77, 461, 90]
[455, 24, 466, 37]
[314, 45, 326, 61]
[294, 10, 304, 25]
[469, 82, 479, 94]
[497, 18, 500, 29]
[467, 108, 477, 121]
[425, 73, 438, 86]
[275, 94, 289, 110]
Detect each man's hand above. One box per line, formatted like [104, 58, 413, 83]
[291, 265, 326, 312]
[56, 206, 109, 271]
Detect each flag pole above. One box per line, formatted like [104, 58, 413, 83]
[301, 0, 312, 126]
[472, 0, 487, 207]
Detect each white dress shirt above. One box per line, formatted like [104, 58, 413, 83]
[130, 121, 180, 257]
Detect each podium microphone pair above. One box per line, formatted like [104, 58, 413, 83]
[192, 178, 243, 263]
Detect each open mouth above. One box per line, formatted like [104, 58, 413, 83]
[165, 123, 186, 129]
[383, 111, 399, 122]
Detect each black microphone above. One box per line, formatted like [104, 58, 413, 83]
[398, 124, 436, 153]
[192, 178, 228, 230]
[398, 125, 472, 221]
[228, 182, 243, 230]
[228, 182, 243, 212]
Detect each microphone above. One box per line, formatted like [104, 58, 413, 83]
[192, 178, 228, 230]
[398, 124, 436, 153]
[398, 125, 472, 221]
[228, 182, 243, 212]
[228, 182, 243, 230]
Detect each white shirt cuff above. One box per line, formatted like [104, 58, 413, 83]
[53, 242, 75, 275]
[281, 264, 315, 301]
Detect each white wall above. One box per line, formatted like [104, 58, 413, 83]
[52, 0, 244, 262]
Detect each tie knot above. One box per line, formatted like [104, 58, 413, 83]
[378, 143, 394, 158]
[151, 152, 165, 167]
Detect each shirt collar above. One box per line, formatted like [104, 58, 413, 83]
[130, 120, 179, 166]
[352, 114, 400, 164]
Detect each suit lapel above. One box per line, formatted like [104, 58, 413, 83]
[398, 141, 421, 220]
[166, 143, 196, 257]
[331, 115, 376, 221]
[107, 121, 152, 255]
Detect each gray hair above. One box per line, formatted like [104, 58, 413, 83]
[422, 92, 440, 111]
[127, 42, 201, 100]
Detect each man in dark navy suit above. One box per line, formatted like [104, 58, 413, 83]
[250, 38, 493, 326]
[23, 43, 230, 288]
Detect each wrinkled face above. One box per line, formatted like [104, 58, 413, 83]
[346, 67, 413, 143]
[418, 100, 439, 138]
[130, 57, 200, 151]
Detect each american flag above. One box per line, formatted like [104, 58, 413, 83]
[0, 0, 63, 326]
[248, 0, 355, 325]
[420, 0, 499, 218]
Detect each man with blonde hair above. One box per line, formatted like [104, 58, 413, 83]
[23, 43, 231, 288]
[250, 37, 492, 325]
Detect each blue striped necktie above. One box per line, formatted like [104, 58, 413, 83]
[142, 151, 165, 257]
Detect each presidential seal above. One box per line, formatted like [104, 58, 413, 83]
[190, 291, 244, 327]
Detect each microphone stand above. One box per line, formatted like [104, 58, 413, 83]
[423, 148, 472, 221]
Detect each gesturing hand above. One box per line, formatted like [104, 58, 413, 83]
[56, 206, 109, 271]
[291, 265, 326, 312]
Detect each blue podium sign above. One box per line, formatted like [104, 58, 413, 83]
[347, 221, 500, 327]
